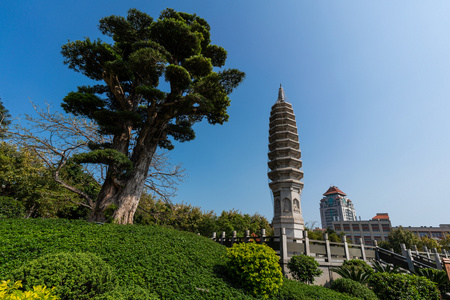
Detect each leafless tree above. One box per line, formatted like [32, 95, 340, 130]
[9, 102, 184, 211]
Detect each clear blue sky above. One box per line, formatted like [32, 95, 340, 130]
[1, 1, 450, 227]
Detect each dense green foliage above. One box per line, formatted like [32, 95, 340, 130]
[372, 260, 404, 274]
[225, 242, 283, 299]
[0, 219, 255, 299]
[0, 99, 11, 139]
[11, 252, 115, 300]
[287, 255, 323, 284]
[330, 278, 378, 300]
[332, 260, 374, 284]
[0, 196, 25, 218]
[0, 142, 99, 219]
[59, 8, 245, 223]
[369, 272, 440, 300]
[273, 279, 360, 300]
[413, 268, 450, 295]
[136, 197, 273, 236]
[342, 259, 374, 275]
[378, 226, 441, 253]
[0, 280, 59, 300]
[92, 285, 159, 300]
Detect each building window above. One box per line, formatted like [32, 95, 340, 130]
[373, 234, 382, 241]
[382, 224, 390, 232]
[334, 224, 341, 231]
[432, 232, 443, 238]
[419, 232, 429, 238]
[353, 235, 361, 243]
[364, 235, 372, 245]
[372, 224, 380, 231]
[352, 224, 360, 231]
[343, 224, 350, 231]
[362, 224, 370, 231]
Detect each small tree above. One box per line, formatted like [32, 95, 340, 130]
[287, 255, 323, 284]
[380, 226, 421, 253]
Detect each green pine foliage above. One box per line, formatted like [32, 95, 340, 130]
[11, 252, 116, 300]
[287, 255, 323, 284]
[225, 242, 283, 299]
[0, 99, 11, 139]
[330, 278, 378, 300]
[369, 272, 440, 300]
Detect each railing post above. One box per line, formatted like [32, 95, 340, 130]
[412, 244, 419, 255]
[400, 244, 407, 257]
[433, 248, 443, 270]
[304, 230, 310, 256]
[280, 228, 288, 275]
[342, 235, 350, 260]
[245, 230, 250, 243]
[323, 233, 332, 263]
[231, 231, 236, 246]
[360, 239, 367, 261]
[406, 249, 415, 272]
[423, 245, 431, 259]
[261, 229, 266, 244]
[212, 232, 217, 241]
[443, 249, 449, 258]
[221, 231, 226, 245]
[373, 239, 379, 261]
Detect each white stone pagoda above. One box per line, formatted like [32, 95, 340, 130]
[268, 86, 305, 238]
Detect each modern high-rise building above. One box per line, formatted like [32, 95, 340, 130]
[268, 86, 304, 238]
[320, 186, 356, 229]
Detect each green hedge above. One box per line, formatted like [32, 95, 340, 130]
[274, 279, 361, 300]
[11, 252, 116, 300]
[0, 219, 253, 299]
[369, 272, 440, 300]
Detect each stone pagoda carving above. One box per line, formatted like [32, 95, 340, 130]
[268, 85, 305, 238]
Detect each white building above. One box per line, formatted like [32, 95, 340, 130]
[320, 186, 356, 229]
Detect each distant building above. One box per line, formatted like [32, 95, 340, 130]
[332, 213, 392, 245]
[392, 224, 450, 240]
[319, 186, 356, 229]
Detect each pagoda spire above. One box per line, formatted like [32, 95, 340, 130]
[277, 84, 286, 103]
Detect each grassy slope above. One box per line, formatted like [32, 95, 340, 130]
[0, 219, 359, 299]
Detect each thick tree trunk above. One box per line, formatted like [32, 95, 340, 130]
[89, 122, 165, 224]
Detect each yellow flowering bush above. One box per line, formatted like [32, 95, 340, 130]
[0, 280, 59, 300]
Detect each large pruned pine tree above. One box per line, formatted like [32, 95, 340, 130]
[60, 8, 245, 224]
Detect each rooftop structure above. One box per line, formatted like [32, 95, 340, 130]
[268, 85, 304, 238]
[320, 186, 357, 229]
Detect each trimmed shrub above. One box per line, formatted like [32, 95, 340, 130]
[0, 280, 59, 299]
[11, 252, 116, 300]
[92, 285, 159, 300]
[225, 242, 283, 299]
[330, 278, 377, 300]
[275, 278, 360, 300]
[369, 272, 440, 300]
[287, 254, 323, 284]
[331, 267, 372, 284]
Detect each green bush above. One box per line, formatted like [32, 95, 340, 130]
[330, 278, 378, 300]
[226, 242, 283, 299]
[331, 267, 372, 284]
[274, 278, 360, 300]
[287, 254, 323, 284]
[92, 285, 159, 300]
[0, 196, 25, 218]
[413, 268, 450, 295]
[342, 259, 374, 275]
[369, 272, 440, 300]
[11, 252, 116, 300]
